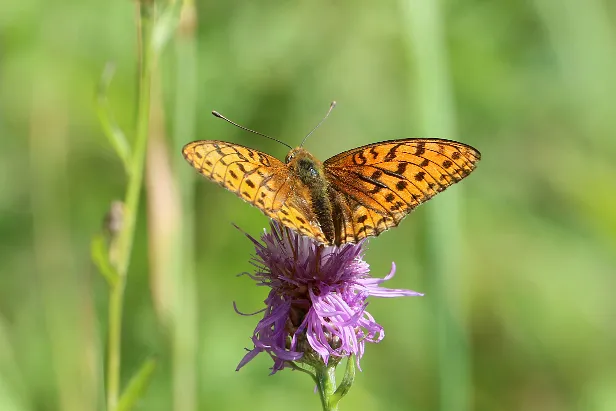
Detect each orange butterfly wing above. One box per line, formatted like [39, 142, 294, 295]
[182, 140, 328, 242]
[324, 139, 481, 244]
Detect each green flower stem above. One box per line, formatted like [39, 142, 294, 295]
[315, 364, 338, 411]
[106, 2, 155, 410]
[313, 356, 355, 411]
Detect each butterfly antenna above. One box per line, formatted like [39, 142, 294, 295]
[212, 111, 293, 150]
[300, 101, 337, 148]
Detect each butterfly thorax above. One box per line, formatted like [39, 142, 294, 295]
[286, 147, 337, 243]
[285, 148, 325, 184]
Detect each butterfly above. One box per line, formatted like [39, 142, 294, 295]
[182, 109, 480, 245]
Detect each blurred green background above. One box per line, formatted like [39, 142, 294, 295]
[1, 0, 616, 410]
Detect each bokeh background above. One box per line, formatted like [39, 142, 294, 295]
[1, 0, 615, 410]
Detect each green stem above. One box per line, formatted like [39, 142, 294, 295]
[171, 1, 198, 410]
[106, 2, 155, 410]
[401, 1, 471, 411]
[315, 364, 338, 411]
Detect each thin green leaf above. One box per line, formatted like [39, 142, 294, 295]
[90, 234, 119, 287]
[96, 62, 131, 174]
[329, 355, 356, 407]
[114, 358, 157, 411]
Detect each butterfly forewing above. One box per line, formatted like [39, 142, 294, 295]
[324, 139, 481, 243]
[182, 140, 292, 212]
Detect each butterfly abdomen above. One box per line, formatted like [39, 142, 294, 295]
[310, 189, 335, 244]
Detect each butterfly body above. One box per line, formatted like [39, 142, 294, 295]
[183, 138, 480, 245]
[285, 148, 338, 243]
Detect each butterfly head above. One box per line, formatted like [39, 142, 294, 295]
[285, 147, 306, 164]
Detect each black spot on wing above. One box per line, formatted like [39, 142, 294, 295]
[415, 143, 426, 156]
[384, 143, 403, 161]
[357, 225, 373, 235]
[257, 153, 271, 167]
[369, 146, 379, 159]
[395, 162, 408, 175]
[353, 150, 368, 165]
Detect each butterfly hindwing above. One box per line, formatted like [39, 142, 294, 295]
[329, 188, 402, 244]
[324, 138, 481, 242]
[277, 191, 328, 243]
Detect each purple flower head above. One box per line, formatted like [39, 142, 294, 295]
[236, 221, 423, 374]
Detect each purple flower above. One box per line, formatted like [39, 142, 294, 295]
[236, 221, 423, 374]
